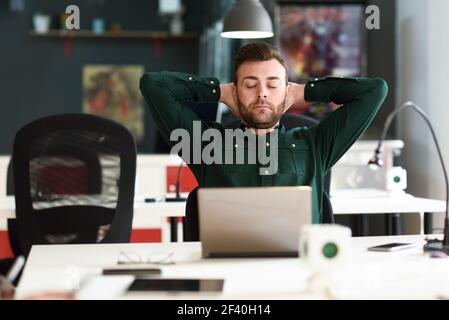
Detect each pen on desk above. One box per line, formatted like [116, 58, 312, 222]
[144, 196, 165, 203]
[6, 255, 25, 283]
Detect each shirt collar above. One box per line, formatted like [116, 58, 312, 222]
[239, 123, 285, 133]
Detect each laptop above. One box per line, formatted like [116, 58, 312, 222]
[198, 186, 312, 258]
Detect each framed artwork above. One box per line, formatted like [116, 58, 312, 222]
[276, 2, 366, 119]
[83, 65, 145, 142]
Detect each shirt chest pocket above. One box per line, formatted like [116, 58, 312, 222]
[218, 146, 257, 173]
[277, 146, 311, 176]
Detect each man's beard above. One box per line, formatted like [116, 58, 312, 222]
[237, 96, 286, 129]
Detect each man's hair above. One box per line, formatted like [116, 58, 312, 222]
[233, 42, 288, 85]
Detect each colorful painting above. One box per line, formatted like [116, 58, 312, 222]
[83, 65, 144, 142]
[276, 4, 365, 120]
[277, 4, 365, 81]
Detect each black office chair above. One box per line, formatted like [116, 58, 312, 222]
[10, 114, 137, 256]
[183, 113, 334, 242]
[6, 159, 21, 258]
[6, 151, 102, 257]
[0, 160, 20, 277]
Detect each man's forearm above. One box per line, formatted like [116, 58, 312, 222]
[305, 76, 388, 173]
[140, 72, 220, 105]
[140, 72, 220, 141]
[304, 77, 387, 105]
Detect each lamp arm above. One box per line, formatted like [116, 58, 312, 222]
[378, 101, 449, 243]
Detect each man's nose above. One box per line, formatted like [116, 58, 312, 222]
[257, 86, 268, 98]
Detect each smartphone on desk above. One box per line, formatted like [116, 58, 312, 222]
[367, 242, 416, 252]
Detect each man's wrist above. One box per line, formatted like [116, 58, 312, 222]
[219, 83, 231, 104]
[220, 83, 237, 109]
[288, 83, 306, 106]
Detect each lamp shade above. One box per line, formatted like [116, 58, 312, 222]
[221, 0, 273, 39]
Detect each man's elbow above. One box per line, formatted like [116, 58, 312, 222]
[139, 72, 157, 94]
[371, 78, 389, 101]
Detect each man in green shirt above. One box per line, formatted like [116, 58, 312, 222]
[140, 42, 388, 232]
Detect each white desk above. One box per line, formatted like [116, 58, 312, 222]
[0, 195, 186, 225]
[1, 191, 445, 219]
[16, 235, 449, 299]
[331, 189, 446, 235]
[0, 196, 186, 243]
[331, 189, 445, 214]
[1, 191, 445, 236]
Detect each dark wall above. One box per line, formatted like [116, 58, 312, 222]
[0, 0, 210, 154]
[0, 0, 396, 155]
[262, 0, 396, 236]
[262, 0, 396, 139]
[365, 0, 396, 139]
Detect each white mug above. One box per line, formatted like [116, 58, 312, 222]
[300, 224, 352, 272]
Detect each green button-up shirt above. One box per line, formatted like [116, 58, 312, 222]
[140, 72, 388, 223]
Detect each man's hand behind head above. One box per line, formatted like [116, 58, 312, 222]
[284, 82, 306, 114]
[219, 83, 241, 120]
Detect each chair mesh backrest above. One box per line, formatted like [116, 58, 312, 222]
[28, 128, 121, 244]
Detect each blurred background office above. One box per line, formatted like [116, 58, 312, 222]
[0, 0, 448, 243]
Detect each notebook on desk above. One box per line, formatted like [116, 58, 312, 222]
[198, 186, 312, 258]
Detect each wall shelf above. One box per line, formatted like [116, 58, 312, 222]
[29, 30, 198, 40]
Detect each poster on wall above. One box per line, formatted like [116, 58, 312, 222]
[83, 65, 145, 142]
[276, 3, 366, 119]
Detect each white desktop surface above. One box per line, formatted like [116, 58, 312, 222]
[0, 195, 186, 229]
[330, 189, 446, 214]
[0, 195, 187, 242]
[1, 190, 445, 219]
[16, 235, 449, 300]
[0, 192, 445, 237]
[0, 195, 186, 219]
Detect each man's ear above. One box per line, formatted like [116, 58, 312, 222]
[232, 84, 238, 102]
[283, 83, 292, 114]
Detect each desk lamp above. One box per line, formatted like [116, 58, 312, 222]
[368, 101, 449, 254]
[165, 162, 187, 202]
